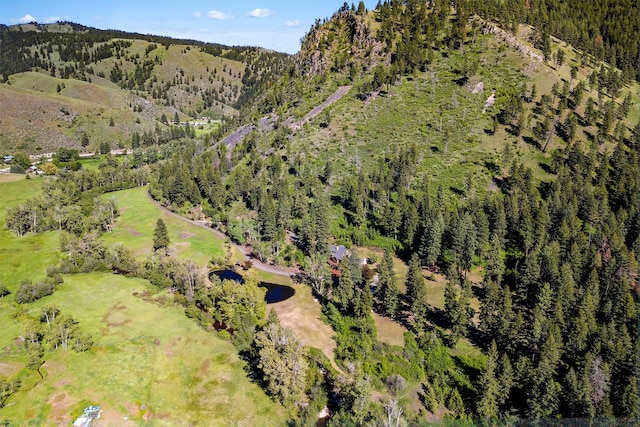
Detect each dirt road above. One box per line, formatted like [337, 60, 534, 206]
[146, 192, 297, 277]
[289, 85, 352, 131]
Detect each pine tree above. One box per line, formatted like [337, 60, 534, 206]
[479, 278, 500, 338]
[405, 253, 428, 333]
[153, 218, 170, 252]
[419, 211, 444, 268]
[447, 387, 465, 417]
[496, 286, 516, 352]
[452, 212, 477, 276]
[564, 365, 594, 417]
[377, 249, 399, 317]
[312, 194, 330, 254]
[354, 285, 373, 319]
[453, 280, 471, 341]
[631, 121, 640, 151]
[346, 252, 363, 287]
[334, 259, 356, 313]
[444, 268, 459, 330]
[515, 251, 541, 308]
[526, 327, 561, 418]
[484, 233, 505, 284]
[497, 352, 514, 407]
[477, 341, 500, 419]
[258, 192, 278, 241]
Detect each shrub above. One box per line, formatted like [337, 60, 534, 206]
[9, 165, 25, 174]
[14, 279, 55, 303]
[0, 283, 10, 298]
[46, 265, 60, 277]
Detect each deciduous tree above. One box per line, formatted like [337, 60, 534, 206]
[254, 317, 309, 407]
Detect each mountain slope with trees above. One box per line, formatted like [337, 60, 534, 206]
[147, 1, 639, 423]
[2, 1, 639, 425]
[0, 22, 292, 153]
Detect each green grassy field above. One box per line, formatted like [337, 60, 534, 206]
[0, 176, 58, 292]
[101, 186, 227, 266]
[78, 157, 105, 171]
[0, 179, 287, 425]
[0, 176, 59, 378]
[0, 273, 288, 425]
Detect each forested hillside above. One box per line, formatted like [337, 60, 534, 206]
[2, 1, 639, 425]
[0, 22, 292, 153]
[147, 1, 640, 423]
[471, 0, 640, 81]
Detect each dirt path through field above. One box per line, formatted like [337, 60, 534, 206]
[147, 192, 296, 277]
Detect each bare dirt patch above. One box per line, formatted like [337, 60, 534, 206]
[47, 392, 74, 425]
[96, 408, 138, 426]
[178, 231, 196, 239]
[200, 358, 211, 375]
[165, 339, 177, 358]
[127, 228, 143, 236]
[0, 361, 22, 377]
[290, 86, 352, 131]
[55, 378, 71, 388]
[101, 301, 131, 328]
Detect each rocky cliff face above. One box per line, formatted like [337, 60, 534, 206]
[295, 12, 387, 78]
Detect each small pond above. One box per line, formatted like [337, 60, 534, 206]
[210, 269, 295, 304]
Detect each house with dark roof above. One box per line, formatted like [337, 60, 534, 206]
[330, 245, 347, 262]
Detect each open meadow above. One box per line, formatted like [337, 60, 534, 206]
[0, 178, 288, 425]
[0, 273, 288, 425]
[101, 186, 227, 266]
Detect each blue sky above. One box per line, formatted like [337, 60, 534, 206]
[1, 1, 378, 54]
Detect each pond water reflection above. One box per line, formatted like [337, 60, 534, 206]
[210, 269, 295, 304]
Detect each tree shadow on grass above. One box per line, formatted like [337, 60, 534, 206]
[426, 306, 448, 330]
[522, 135, 542, 150]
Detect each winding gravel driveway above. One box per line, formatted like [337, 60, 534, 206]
[147, 192, 298, 277]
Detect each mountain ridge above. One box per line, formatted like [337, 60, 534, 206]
[0, 22, 293, 153]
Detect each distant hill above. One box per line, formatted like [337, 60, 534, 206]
[0, 22, 292, 153]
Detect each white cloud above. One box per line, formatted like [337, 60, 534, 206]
[207, 10, 233, 20]
[18, 14, 37, 23]
[246, 8, 272, 18]
[44, 16, 70, 24]
[193, 11, 202, 18]
[284, 20, 300, 27]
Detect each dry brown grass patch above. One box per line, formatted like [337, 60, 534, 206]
[372, 312, 407, 347]
[268, 280, 340, 372]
